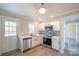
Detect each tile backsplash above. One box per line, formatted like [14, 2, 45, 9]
[53, 31, 60, 36]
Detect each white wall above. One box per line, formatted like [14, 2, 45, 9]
[19, 19, 29, 36]
[0, 18, 1, 55]
[28, 22, 39, 34]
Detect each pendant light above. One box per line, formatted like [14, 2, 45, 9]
[39, 3, 47, 14]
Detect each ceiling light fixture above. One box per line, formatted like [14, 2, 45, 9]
[50, 16, 54, 18]
[39, 3, 47, 14]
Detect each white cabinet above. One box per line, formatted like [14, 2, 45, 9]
[31, 36, 38, 48]
[53, 21, 60, 31]
[39, 23, 46, 31]
[52, 36, 60, 50]
[50, 21, 60, 31]
[31, 35, 43, 48]
[37, 35, 43, 44]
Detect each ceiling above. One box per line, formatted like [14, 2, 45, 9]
[0, 3, 79, 21]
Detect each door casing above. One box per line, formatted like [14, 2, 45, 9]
[1, 17, 19, 54]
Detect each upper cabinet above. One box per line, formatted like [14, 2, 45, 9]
[39, 21, 60, 31]
[39, 23, 46, 31]
[50, 21, 60, 31]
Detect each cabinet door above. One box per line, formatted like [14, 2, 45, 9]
[53, 21, 60, 31]
[52, 38, 59, 50]
[36, 36, 41, 45]
[32, 36, 40, 47]
[40, 37, 43, 44]
[32, 36, 43, 48]
[52, 38, 56, 49]
[52, 38, 55, 49]
[54, 38, 59, 50]
[32, 37, 37, 47]
[37, 36, 43, 44]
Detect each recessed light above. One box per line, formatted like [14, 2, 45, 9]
[50, 16, 54, 18]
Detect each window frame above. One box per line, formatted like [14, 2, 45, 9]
[5, 21, 17, 36]
[29, 23, 35, 34]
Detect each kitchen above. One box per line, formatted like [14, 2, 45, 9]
[18, 20, 61, 54]
[0, 3, 79, 56]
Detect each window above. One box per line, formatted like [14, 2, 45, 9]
[29, 24, 35, 34]
[5, 21, 16, 36]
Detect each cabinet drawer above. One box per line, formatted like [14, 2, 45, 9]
[32, 37, 39, 47]
[31, 40, 37, 48]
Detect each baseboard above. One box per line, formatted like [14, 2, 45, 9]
[59, 50, 64, 53]
[0, 53, 1, 55]
[0, 48, 2, 55]
[43, 44, 52, 49]
[1, 49, 18, 56]
[31, 44, 42, 49]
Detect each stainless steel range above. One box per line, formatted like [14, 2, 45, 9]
[43, 25, 53, 47]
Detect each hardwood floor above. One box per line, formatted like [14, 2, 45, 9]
[1, 45, 63, 56]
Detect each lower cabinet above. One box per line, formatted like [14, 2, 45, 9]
[31, 36, 43, 48]
[52, 37, 60, 51]
[31, 36, 38, 48]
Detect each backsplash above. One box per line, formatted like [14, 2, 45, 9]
[53, 31, 60, 36]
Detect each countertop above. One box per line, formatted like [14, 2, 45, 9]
[19, 36, 32, 39]
[52, 36, 60, 38]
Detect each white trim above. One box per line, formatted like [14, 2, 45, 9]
[58, 9, 79, 17]
[0, 16, 21, 54]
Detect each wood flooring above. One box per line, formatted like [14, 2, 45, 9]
[1, 45, 63, 56]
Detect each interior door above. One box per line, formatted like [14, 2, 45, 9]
[64, 23, 77, 55]
[64, 22, 79, 55]
[1, 18, 18, 53]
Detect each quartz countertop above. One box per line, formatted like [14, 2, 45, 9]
[19, 35, 32, 39]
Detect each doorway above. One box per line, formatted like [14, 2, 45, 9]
[0, 17, 19, 54]
[64, 17, 79, 56]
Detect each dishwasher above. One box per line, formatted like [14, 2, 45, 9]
[23, 38, 31, 50]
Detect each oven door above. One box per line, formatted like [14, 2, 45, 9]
[43, 37, 51, 46]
